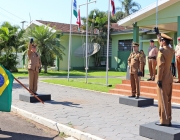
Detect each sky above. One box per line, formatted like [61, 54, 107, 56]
[0, 0, 157, 28]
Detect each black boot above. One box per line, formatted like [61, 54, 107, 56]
[129, 95, 136, 98]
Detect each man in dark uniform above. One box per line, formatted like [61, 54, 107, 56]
[128, 42, 143, 99]
[154, 27, 174, 126]
[28, 38, 41, 95]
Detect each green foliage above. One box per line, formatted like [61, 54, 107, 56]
[0, 22, 25, 70]
[41, 51, 56, 67]
[24, 25, 65, 73]
[81, 10, 114, 67]
[0, 54, 18, 72]
[117, 0, 141, 17]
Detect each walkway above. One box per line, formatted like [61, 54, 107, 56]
[12, 79, 180, 140]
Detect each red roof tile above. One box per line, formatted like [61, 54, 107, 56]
[37, 20, 80, 33]
[36, 20, 130, 33]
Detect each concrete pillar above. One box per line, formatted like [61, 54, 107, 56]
[174, 32, 177, 47]
[139, 35, 143, 51]
[133, 22, 139, 43]
[178, 16, 180, 39]
[57, 57, 59, 71]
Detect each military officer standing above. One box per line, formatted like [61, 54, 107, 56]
[128, 42, 143, 99]
[154, 27, 174, 126]
[28, 38, 41, 95]
[147, 40, 158, 81]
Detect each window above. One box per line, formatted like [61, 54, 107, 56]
[100, 40, 112, 56]
[118, 39, 133, 51]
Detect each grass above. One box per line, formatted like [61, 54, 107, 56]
[12, 69, 126, 78]
[42, 78, 122, 92]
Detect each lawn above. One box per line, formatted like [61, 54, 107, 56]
[13, 69, 126, 78]
[42, 78, 122, 93]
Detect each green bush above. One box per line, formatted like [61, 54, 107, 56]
[0, 54, 18, 72]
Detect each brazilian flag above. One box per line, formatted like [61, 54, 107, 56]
[0, 65, 14, 112]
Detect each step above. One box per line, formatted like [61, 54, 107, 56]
[122, 80, 180, 90]
[115, 84, 180, 97]
[109, 89, 180, 104]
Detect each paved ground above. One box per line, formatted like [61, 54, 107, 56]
[12, 78, 180, 140]
[0, 112, 64, 140]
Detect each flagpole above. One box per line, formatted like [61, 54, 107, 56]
[68, 0, 73, 81]
[78, 0, 96, 84]
[85, 0, 88, 83]
[106, 0, 110, 86]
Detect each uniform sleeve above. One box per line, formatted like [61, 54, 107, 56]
[28, 43, 32, 57]
[157, 52, 165, 81]
[139, 54, 143, 72]
[155, 48, 159, 57]
[128, 53, 131, 66]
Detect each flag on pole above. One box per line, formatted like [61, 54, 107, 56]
[111, 0, 115, 16]
[0, 65, 14, 112]
[76, 9, 81, 29]
[73, 0, 77, 18]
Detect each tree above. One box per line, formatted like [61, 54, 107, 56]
[81, 9, 116, 67]
[0, 22, 25, 72]
[117, 0, 141, 17]
[24, 25, 65, 73]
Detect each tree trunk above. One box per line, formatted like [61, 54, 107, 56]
[44, 65, 48, 73]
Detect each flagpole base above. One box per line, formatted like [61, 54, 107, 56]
[19, 94, 51, 103]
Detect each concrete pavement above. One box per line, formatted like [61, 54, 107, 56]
[12, 78, 180, 140]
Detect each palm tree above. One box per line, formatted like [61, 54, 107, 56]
[24, 25, 65, 73]
[117, 0, 141, 17]
[81, 9, 116, 66]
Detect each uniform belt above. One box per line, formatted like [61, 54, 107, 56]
[148, 56, 156, 59]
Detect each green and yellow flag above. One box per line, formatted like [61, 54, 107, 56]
[0, 65, 14, 112]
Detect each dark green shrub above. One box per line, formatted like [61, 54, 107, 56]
[0, 54, 18, 72]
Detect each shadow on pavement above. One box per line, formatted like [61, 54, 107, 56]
[13, 83, 29, 89]
[46, 100, 82, 108]
[0, 130, 60, 140]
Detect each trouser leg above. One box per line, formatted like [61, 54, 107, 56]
[28, 69, 35, 92]
[152, 59, 157, 79]
[148, 59, 153, 78]
[157, 83, 172, 124]
[130, 74, 136, 96]
[33, 71, 39, 93]
[134, 74, 140, 96]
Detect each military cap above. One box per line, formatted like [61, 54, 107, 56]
[150, 40, 154, 42]
[132, 42, 139, 47]
[161, 33, 173, 41]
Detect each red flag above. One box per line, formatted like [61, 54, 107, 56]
[76, 9, 81, 28]
[111, 0, 115, 16]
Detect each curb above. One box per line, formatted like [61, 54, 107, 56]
[11, 106, 105, 140]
